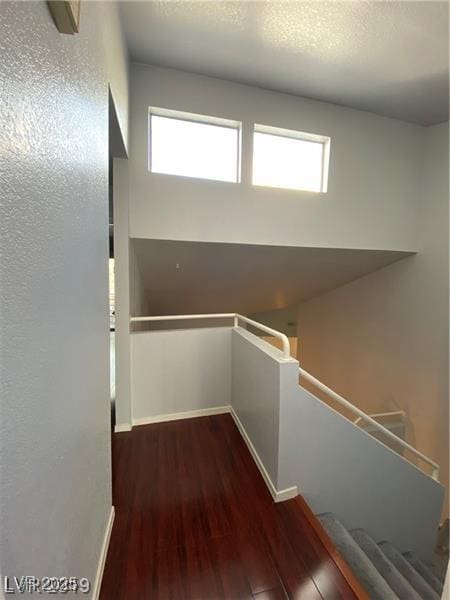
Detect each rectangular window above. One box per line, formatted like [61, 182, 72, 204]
[149, 108, 241, 183]
[252, 124, 330, 193]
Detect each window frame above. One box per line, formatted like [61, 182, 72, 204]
[252, 123, 331, 193]
[148, 107, 242, 184]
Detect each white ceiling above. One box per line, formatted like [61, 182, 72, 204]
[132, 239, 410, 315]
[120, 1, 449, 125]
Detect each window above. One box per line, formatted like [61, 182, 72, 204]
[149, 108, 241, 183]
[252, 124, 330, 193]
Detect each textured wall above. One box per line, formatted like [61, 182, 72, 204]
[0, 0, 128, 591]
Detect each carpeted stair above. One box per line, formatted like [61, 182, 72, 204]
[403, 551, 444, 596]
[318, 513, 445, 600]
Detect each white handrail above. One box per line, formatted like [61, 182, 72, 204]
[354, 410, 406, 427]
[130, 313, 292, 359]
[299, 368, 440, 481]
[130, 313, 235, 322]
[234, 314, 291, 359]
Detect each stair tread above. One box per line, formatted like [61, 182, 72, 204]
[403, 551, 444, 595]
[379, 542, 440, 600]
[317, 513, 399, 600]
[349, 529, 422, 600]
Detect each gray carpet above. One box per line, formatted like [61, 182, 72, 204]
[379, 542, 440, 600]
[350, 529, 421, 600]
[403, 551, 444, 595]
[317, 512, 444, 600]
[318, 513, 398, 600]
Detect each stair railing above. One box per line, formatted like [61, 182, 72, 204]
[130, 313, 292, 359]
[353, 410, 406, 427]
[299, 368, 440, 481]
[130, 312, 439, 481]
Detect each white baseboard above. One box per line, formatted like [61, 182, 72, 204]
[129, 405, 297, 503]
[132, 406, 231, 427]
[272, 485, 298, 502]
[230, 407, 298, 503]
[114, 423, 132, 433]
[92, 505, 115, 600]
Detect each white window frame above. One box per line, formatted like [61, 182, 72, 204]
[252, 124, 331, 193]
[148, 107, 242, 183]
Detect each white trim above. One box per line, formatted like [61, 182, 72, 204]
[229, 407, 298, 503]
[254, 122, 329, 144]
[114, 423, 132, 433]
[132, 406, 231, 427]
[149, 106, 241, 129]
[442, 563, 449, 600]
[92, 506, 115, 600]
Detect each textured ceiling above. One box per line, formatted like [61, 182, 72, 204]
[131, 239, 410, 315]
[120, 1, 449, 125]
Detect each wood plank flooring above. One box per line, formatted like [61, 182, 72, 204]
[100, 414, 360, 599]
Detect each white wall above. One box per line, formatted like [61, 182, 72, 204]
[297, 122, 449, 514]
[0, 0, 128, 592]
[129, 64, 423, 251]
[131, 328, 232, 422]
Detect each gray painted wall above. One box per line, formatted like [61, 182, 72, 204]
[129, 63, 423, 252]
[278, 379, 444, 561]
[230, 330, 444, 561]
[296, 122, 449, 516]
[0, 0, 128, 591]
[231, 328, 288, 485]
[113, 158, 132, 428]
[131, 328, 232, 421]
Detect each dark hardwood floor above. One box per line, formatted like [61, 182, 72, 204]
[100, 414, 362, 599]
